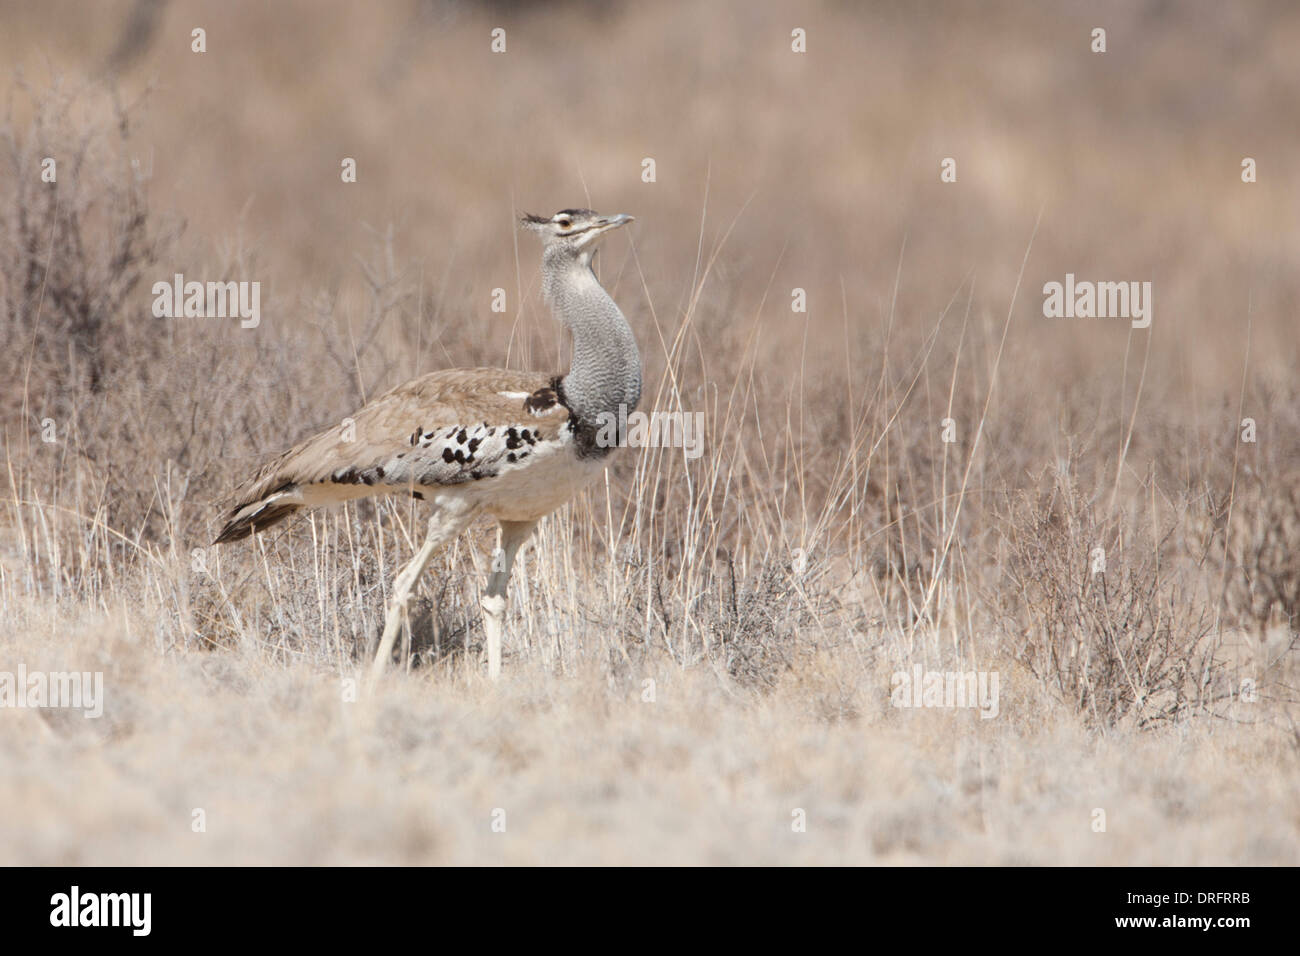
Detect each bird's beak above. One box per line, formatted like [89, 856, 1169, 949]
[597, 213, 634, 231]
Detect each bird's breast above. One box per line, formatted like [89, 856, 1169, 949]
[474, 432, 612, 522]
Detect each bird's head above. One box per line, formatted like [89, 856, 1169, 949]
[521, 208, 634, 266]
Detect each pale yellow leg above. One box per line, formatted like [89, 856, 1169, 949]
[481, 519, 538, 681]
[370, 509, 471, 683]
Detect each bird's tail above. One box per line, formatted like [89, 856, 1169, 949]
[213, 485, 304, 544]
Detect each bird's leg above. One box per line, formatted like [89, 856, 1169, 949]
[482, 519, 539, 681]
[370, 512, 458, 682]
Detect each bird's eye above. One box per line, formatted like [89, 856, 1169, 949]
[556, 218, 571, 229]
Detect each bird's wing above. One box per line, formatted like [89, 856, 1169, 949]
[215, 367, 570, 542]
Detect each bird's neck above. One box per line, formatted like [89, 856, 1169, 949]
[545, 257, 642, 427]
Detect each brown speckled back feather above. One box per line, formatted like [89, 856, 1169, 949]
[215, 367, 570, 543]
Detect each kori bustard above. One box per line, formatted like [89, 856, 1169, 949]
[214, 209, 640, 680]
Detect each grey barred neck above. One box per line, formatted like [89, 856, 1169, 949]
[544, 251, 642, 452]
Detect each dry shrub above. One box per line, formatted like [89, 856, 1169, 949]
[0, 78, 179, 406]
[996, 468, 1224, 730]
[0, 78, 195, 556]
[1176, 379, 1300, 662]
[1223, 478, 1300, 637]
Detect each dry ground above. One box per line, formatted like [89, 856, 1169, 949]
[4, 597, 1294, 865]
[1, 0, 1298, 865]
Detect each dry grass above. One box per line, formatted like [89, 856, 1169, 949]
[1, 0, 1298, 865]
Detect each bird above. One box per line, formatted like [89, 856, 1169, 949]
[213, 208, 641, 681]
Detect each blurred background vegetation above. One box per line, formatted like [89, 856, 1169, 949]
[1, 0, 1297, 722]
[2, 0, 1299, 866]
